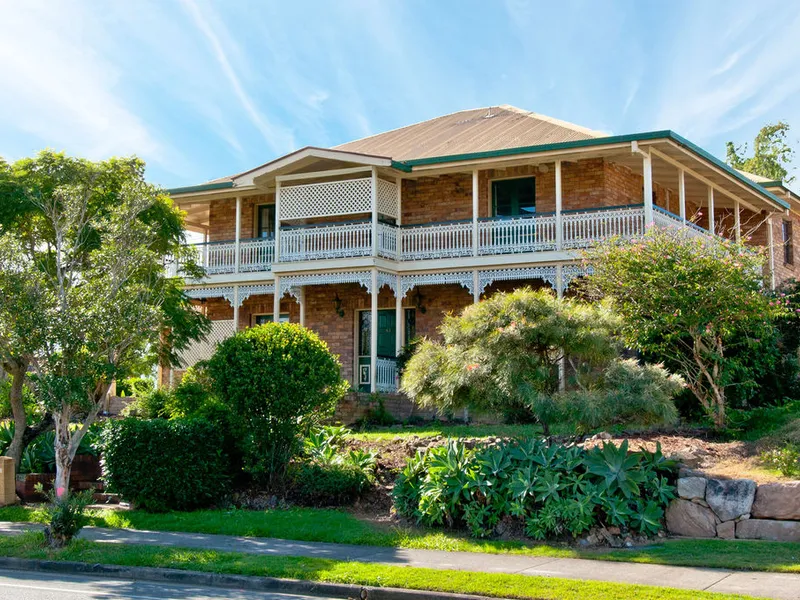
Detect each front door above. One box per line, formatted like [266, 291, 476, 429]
[358, 310, 396, 392]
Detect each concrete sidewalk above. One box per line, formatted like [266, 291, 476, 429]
[0, 522, 798, 599]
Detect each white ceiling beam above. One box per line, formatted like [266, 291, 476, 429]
[647, 147, 761, 214]
[652, 143, 783, 213]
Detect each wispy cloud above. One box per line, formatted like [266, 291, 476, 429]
[177, 0, 295, 154]
[0, 2, 166, 164]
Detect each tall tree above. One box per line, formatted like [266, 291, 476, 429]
[584, 228, 784, 427]
[0, 151, 208, 492]
[726, 121, 796, 184]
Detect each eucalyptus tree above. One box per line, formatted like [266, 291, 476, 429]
[0, 151, 207, 492]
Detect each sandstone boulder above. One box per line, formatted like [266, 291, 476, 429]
[751, 482, 800, 521]
[736, 519, 800, 542]
[665, 499, 717, 538]
[677, 477, 707, 501]
[706, 478, 756, 522]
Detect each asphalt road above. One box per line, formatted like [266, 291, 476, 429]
[0, 568, 346, 600]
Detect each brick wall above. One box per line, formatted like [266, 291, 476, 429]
[208, 193, 272, 242]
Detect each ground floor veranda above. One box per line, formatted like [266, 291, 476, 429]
[172, 264, 591, 393]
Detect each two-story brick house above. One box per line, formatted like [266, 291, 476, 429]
[164, 105, 798, 397]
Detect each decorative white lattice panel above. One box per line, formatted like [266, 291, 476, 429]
[177, 319, 235, 368]
[280, 178, 372, 220]
[376, 178, 398, 219]
[478, 267, 558, 294]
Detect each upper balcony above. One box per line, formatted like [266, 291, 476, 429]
[176, 202, 715, 276]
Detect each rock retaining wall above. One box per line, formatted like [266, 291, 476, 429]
[667, 476, 800, 542]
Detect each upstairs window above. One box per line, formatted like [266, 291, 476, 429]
[256, 204, 276, 239]
[492, 177, 536, 218]
[783, 220, 794, 265]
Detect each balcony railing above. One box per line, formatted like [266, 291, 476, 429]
[179, 203, 715, 275]
[401, 220, 473, 260]
[478, 213, 558, 255]
[280, 221, 372, 262]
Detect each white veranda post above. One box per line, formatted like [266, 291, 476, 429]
[233, 285, 240, 332]
[472, 170, 479, 256]
[395, 275, 403, 356]
[555, 160, 563, 250]
[678, 169, 686, 224]
[555, 265, 565, 391]
[735, 200, 741, 242]
[708, 186, 715, 235]
[767, 216, 776, 290]
[299, 287, 305, 326]
[273, 275, 281, 322]
[234, 196, 242, 273]
[642, 152, 653, 225]
[370, 269, 378, 393]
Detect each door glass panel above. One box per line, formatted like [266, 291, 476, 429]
[358, 311, 371, 356]
[404, 308, 416, 343]
[254, 313, 289, 325]
[492, 177, 535, 217]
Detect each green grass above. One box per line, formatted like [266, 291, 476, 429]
[349, 422, 545, 441]
[1, 505, 798, 573]
[0, 532, 768, 600]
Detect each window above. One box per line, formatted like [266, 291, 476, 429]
[783, 220, 794, 265]
[404, 308, 416, 343]
[492, 177, 535, 218]
[253, 313, 289, 325]
[256, 205, 276, 239]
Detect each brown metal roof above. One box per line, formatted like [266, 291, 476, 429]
[333, 105, 605, 161]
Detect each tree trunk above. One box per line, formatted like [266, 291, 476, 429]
[53, 412, 73, 497]
[2, 360, 29, 471]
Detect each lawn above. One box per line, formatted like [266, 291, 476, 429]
[0, 532, 768, 600]
[0, 505, 798, 573]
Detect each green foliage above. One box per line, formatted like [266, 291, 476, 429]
[34, 485, 93, 547]
[290, 463, 372, 507]
[294, 425, 377, 506]
[0, 377, 38, 420]
[116, 377, 154, 399]
[726, 121, 795, 184]
[761, 444, 800, 478]
[585, 227, 784, 427]
[163, 365, 215, 418]
[0, 424, 99, 474]
[401, 288, 682, 433]
[394, 438, 675, 540]
[0, 150, 208, 491]
[208, 323, 348, 483]
[100, 418, 231, 512]
[357, 396, 396, 427]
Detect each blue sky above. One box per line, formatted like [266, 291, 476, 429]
[1, 0, 798, 189]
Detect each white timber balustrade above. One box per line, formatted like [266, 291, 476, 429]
[238, 238, 275, 272]
[377, 222, 399, 259]
[400, 221, 473, 260]
[376, 357, 398, 393]
[478, 215, 557, 255]
[196, 240, 237, 274]
[280, 221, 373, 261]
[562, 206, 646, 249]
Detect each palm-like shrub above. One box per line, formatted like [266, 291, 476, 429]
[394, 438, 675, 539]
[208, 323, 348, 483]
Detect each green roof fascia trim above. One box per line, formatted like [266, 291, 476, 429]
[397, 130, 789, 211]
[390, 160, 412, 173]
[757, 180, 783, 188]
[167, 181, 234, 195]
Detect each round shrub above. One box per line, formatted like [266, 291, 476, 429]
[100, 418, 231, 512]
[290, 462, 371, 506]
[208, 323, 349, 483]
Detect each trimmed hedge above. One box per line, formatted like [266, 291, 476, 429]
[100, 418, 231, 512]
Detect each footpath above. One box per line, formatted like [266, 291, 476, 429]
[0, 522, 798, 599]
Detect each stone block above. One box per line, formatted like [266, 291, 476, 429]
[666, 499, 718, 538]
[677, 477, 707, 500]
[706, 478, 756, 522]
[736, 519, 800, 542]
[716, 520, 736, 539]
[751, 482, 800, 521]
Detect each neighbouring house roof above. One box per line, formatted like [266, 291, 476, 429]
[334, 105, 606, 161]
